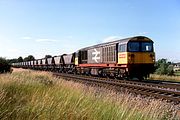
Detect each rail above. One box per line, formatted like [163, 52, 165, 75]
[53, 72, 180, 104]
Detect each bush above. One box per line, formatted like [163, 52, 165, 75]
[0, 57, 12, 73]
[155, 59, 174, 75]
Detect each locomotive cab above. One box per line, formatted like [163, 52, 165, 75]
[118, 36, 155, 79]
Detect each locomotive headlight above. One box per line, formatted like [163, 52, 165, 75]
[128, 54, 135, 64]
[128, 54, 134, 60]
[150, 54, 155, 62]
[128, 55, 131, 60]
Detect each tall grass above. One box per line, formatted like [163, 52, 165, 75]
[0, 69, 179, 120]
[150, 74, 180, 82]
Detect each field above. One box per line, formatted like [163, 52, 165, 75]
[150, 74, 180, 82]
[175, 71, 180, 76]
[0, 68, 179, 120]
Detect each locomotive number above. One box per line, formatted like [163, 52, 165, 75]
[119, 54, 126, 58]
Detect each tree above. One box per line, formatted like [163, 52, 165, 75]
[7, 58, 18, 64]
[28, 55, 35, 60]
[155, 58, 174, 75]
[24, 55, 35, 61]
[17, 56, 23, 62]
[167, 65, 174, 75]
[45, 55, 52, 58]
[0, 57, 11, 73]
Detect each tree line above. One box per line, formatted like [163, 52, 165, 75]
[0, 55, 52, 73]
[7, 55, 52, 64]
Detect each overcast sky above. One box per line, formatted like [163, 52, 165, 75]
[0, 0, 180, 62]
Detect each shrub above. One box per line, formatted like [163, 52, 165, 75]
[0, 57, 12, 73]
[155, 59, 174, 75]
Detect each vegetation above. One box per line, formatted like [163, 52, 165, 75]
[150, 58, 180, 82]
[23, 55, 35, 61]
[150, 74, 180, 82]
[155, 58, 174, 75]
[8, 55, 51, 63]
[7, 58, 18, 64]
[0, 57, 11, 73]
[17, 56, 23, 62]
[0, 69, 179, 120]
[45, 55, 52, 58]
[7, 55, 35, 64]
[174, 71, 180, 76]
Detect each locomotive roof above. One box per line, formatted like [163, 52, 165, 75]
[79, 36, 153, 50]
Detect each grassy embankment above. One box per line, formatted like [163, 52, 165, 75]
[150, 73, 180, 82]
[0, 69, 179, 120]
[174, 71, 180, 76]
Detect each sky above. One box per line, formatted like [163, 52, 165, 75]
[0, 0, 180, 62]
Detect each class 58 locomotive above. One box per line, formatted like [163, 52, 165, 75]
[74, 36, 155, 80]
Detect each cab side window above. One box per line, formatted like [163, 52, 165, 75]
[119, 44, 127, 52]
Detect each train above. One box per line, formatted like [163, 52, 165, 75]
[12, 36, 155, 80]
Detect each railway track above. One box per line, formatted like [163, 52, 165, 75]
[53, 72, 180, 104]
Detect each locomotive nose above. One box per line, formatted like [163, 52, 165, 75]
[128, 53, 155, 64]
[128, 54, 135, 63]
[150, 54, 155, 62]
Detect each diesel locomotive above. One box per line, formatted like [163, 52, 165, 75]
[13, 36, 155, 80]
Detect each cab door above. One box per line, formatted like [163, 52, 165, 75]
[118, 43, 128, 64]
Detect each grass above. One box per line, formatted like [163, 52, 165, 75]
[174, 71, 180, 76]
[0, 69, 179, 120]
[150, 74, 180, 82]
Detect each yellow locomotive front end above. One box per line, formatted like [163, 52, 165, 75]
[118, 36, 155, 79]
